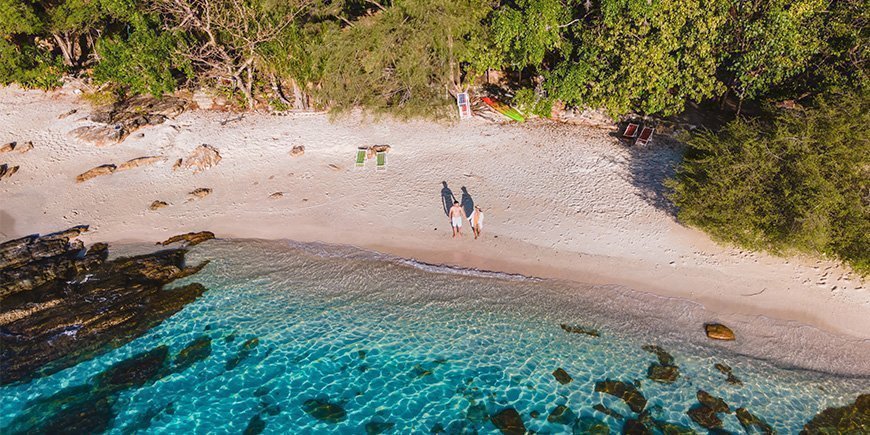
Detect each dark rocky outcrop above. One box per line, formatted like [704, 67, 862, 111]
[95, 346, 169, 393]
[801, 394, 869, 434]
[158, 231, 216, 247]
[735, 408, 773, 434]
[490, 408, 526, 435]
[553, 367, 573, 385]
[560, 323, 600, 337]
[0, 163, 19, 181]
[0, 226, 209, 385]
[704, 323, 735, 341]
[466, 402, 488, 424]
[302, 399, 347, 423]
[714, 363, 742, 386]
[595, 380, 647, 413]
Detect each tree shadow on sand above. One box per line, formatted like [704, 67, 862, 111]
[619, 136, 683, 218]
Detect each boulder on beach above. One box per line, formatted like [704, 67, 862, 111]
[704, 323, 735, 341]
[188, 187, 212, 200]
[0, 142, 15, 153]
[0, 163, 19, 181]
[269, 192, 284, 199]
[290, 145, 305, 157]
[76, 164, 116, 183]
[181, 144, 221, 174]
[158, 231, 215, 247]
[0, 141, 33, 154]
[150, 200, 169, 211]
[70, 125, 124, 147]
[553, 367, 573, 385]
[117, 156, 164, 171]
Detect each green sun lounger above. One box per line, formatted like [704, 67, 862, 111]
[376, 151, 386, 171]
[355, 149, 366, 168]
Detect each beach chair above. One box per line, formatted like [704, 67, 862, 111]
[623, 123, 640, 139]
[355, 149, 366, 168]
[376, 151, 386, 171]
[635, 126, 654, 146]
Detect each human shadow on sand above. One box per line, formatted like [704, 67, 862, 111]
[460, 187, 475, 217]
[441, 182, 456, 217]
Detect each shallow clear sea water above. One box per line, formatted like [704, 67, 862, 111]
[1, 239, 868, 434]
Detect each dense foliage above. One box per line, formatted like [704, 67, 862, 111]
[669, 92, 870, 274]
[1, 0, 864, 116]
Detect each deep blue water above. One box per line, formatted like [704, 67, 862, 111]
[1, 239, 867, 434]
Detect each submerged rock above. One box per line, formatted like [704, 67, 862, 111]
[158, 231, 215, 247]
[29, 395, 117, 434]
[714, 363, 742, 386]
[641, 345, 675, 366]
[652, 420, 697, 434]
[647, 364, 680, 384]
[243, 413, 266, 435]
[173, 336, 212, 371]
[365, 420, 395, 434]
[466, 402, 488, 424]
[622, 418, 651, 434]
[302, 399, 347, 423]
[593, 404, 624, 420]
[735, 408, 773, 434]
[95, 346, 169, 393]
[801, 394, 869, 434]
[704, 323, 735, 341]
[226, 337, 260, 370]
[687, 405, 722, 429]
[574, 416, 609, 434]
[560, 323, 600, 337]
[553, 367, 573, 385]
[696, 390, 730, 413]
[0, 227, 208, 385]
[490, 408, 526, 435]
[412, 363, 433, 378]
[547, 404, 577, 425]
[595, 380, 647, 413]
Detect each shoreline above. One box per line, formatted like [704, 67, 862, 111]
[1, 86, 868, 348]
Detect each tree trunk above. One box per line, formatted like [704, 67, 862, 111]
[290, 79, 306, 110]
[270, 74, 293, 107]
[52, 33, 75, 67]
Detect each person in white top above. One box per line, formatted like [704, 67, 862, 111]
[469, 206, 484, 239]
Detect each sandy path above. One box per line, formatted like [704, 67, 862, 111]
[1, 86, 867, 346]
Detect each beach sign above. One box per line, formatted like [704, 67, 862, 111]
[456, 92, 472, 119]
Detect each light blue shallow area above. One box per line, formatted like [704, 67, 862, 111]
[1, 239, 867, 434]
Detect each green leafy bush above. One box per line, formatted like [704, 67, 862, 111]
[668, 92, 870, 274]
[0, 40, 63, 89]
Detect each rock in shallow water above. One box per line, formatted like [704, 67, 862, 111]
[696, 390, 730, 413]
[641, 345, 675, 366]
[490, 408, 526, 435]
[243, 413, 266, 435]
[158, 231, 216, 247]
[547, 404, 577, 425]
[0, 227, 209, 385]
[174, 336, 212, 371]
[735, 407, 773, 434]
[714, 363, 742, 386]
[560, 323, 600, 337]
[365, 420, 395, 434]
[553, 367, 573, 385]
[687, 404, 722, 429]
[647, 363, 680, 384]
[594, 380, 647, 413]
[801, 394, 869, 434]
[95, 346, 169, 393]
[302, 399, 347, 423]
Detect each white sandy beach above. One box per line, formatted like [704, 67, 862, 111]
[1, 85, 868, 350]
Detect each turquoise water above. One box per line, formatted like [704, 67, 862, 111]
[1, 239, 868, 434]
